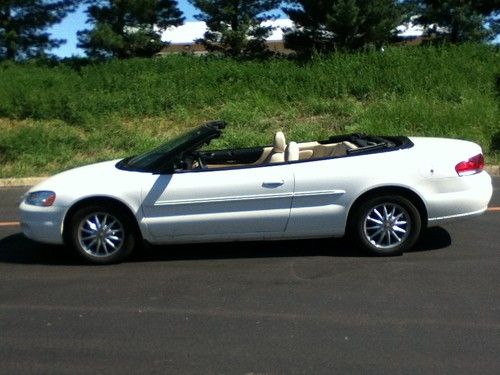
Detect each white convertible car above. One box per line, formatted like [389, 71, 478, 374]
[20, 121, 493, 264]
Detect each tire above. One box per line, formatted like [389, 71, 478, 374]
[67, 204, 138, 264]
[351, 195, 421, 256]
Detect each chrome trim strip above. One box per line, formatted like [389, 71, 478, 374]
[427, 207, 487, 222]
[294, 190, 346, 198]
[154, 190, 345, 207]
[155, 193, 294, 206]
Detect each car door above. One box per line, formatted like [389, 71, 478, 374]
[286, 158, 353, 237]
[141, 164, 294, 240]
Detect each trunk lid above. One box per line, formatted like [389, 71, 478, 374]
[409, 137, 484, 178]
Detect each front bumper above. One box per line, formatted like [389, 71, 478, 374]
[19, 202, 66, 245]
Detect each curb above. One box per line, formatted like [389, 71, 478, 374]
[0, 177, 47, 188]
[1, 166, 499, 188]
[486, 165, 500, 176]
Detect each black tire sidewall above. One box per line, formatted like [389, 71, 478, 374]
[67, 204, 137, 264]
[352, 195, 421, 256]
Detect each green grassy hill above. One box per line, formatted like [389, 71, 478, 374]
[0, 44, 498, 177]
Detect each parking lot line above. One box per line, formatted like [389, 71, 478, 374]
[0, 222, 20, 227]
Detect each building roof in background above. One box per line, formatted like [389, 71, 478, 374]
[161, 19, 425, 44]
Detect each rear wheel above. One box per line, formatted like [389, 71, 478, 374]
[67, 204, 138, 264]
[351, 195, 421, 256]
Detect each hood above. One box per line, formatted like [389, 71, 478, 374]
[32, 160, 123, 189]
[27, 159, 149, 203]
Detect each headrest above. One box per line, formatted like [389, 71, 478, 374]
[286, 141, 299, 161]
[273, 131, 286, 153]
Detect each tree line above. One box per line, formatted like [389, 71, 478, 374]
[0, 0, 498, 61]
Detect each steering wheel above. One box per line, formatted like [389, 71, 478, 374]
[195, 153, 206, 169]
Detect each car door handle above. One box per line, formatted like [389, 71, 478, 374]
[262, 179, 285, 187]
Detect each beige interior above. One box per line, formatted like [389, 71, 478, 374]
[205, 132, 359, 169]
[285, 142, 299, 162]
[264, 131, 286, 164]
[281, 140, 358, 161]
[309, 141, 358, 159]
[252, 147, 273, 165]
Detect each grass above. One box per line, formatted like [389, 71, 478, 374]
[0, 44, 498, 177]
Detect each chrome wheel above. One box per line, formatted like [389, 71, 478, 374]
[77, 212, 124, 257]
[363, 203, 411, 250]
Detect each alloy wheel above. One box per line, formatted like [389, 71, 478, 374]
[363, 203, 411, 250]
[77, 212, 124, 257]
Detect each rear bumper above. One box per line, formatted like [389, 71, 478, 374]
[426, 172, 493, 226]
[19, 202, 65, 245]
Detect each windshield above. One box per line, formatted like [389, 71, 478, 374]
[120, 125, 215, 172]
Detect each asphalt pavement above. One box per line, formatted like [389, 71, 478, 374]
[0, 178, 499, 374]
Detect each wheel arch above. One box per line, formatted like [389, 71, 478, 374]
[347, 186, 428, 230]
[62, 196, 143, 244]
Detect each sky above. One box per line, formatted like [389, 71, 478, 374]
[50, 0, 201, 57]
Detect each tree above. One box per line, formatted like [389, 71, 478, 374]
[404, 0, 499, 43]
[283, 0, 401, 56]
[0, 0, 77, 60]
[78, 0, 184, 59]
[189, 0, 282, 57]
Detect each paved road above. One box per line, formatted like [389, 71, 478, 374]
[0, 178, 499, 374]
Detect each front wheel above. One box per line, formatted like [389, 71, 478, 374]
[351, 195, 421, 256]
[67, 204, 138, 264]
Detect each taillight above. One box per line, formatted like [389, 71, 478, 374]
[455, 154, 484, 176]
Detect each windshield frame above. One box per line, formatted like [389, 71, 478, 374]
[117, 121, 226, 173]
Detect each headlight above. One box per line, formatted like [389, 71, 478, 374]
[25, 191, 56, 207]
